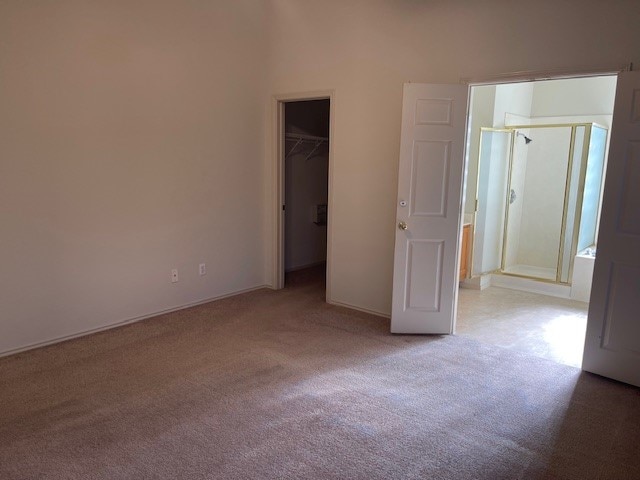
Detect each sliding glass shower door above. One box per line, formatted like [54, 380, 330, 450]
[502, 126, 573, 281]
[471, 129, 513, 277]
[469, 122, 608, 285]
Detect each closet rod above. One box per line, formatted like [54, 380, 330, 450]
[284, 132, 328, 159]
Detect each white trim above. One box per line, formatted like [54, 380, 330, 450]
[0, 284, 269, 358]
[271, 97, 285, 289]
[460, 64, 627, 86]
[271, 90, 335, 304]
[460, 274, 491, 291]
[328, 299, 391, 319]
[490, 274, 571, 299]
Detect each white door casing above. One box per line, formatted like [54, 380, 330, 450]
[271, 91, 334, 297]
[582, 71, 640, 387]
[391, 83, 469, 334]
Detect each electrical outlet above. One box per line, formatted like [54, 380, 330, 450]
[171, 269, 179, 283]
[199, 263, 206, 276]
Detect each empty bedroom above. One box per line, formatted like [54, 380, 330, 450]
[1, 1, 639, 479]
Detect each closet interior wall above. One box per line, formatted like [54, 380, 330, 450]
[284, 100, 330, 273]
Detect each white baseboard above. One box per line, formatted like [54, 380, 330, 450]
[463, 272, 578, 300]
[327, 299, 391, 319]
[460, 275, 491, 290]
[490, 274, 571, 299]
[0, 284, 269, 359]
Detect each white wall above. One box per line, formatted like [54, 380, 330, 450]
[284, 100, 329, 271]
[0, 0, 269, 355]
[265, 0, 639, 316]
[465, 86, 496, 215]
[531, 76, 618, 117]
[1, 0, 639, 354]
[493, 83, 534, 128]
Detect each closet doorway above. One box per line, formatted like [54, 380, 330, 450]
[278, 98, 331, 290]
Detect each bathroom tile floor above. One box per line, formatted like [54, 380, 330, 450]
[456, 286, 588, 368]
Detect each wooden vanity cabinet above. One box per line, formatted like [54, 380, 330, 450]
[459, 224, 471, 280]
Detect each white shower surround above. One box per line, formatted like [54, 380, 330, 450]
[467, 256, 595, 302]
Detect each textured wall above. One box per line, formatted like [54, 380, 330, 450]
[2, 0, 639, 354]
[265, 0, 640, 315]
[0, 0, 269, 353]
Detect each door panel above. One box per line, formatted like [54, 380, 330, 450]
[410, 141, 449, 217]
[618, 141, 640, 234]
[582, 71, 640, 387]
[601, 264, 640, 354]
[406, 240, 444, 311]
[391, 83, 468, 334]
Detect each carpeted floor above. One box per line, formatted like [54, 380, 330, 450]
[1, 266, 639, 479]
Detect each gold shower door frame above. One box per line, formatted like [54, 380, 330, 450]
[469, 127, 515, 278]
[498, 122, 606, 285]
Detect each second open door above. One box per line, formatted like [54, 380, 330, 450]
[391, 83, 469, 334]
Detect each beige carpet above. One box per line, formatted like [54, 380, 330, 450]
[1, 266, 639, 479]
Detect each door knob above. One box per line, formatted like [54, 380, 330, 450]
[398, 221, 408, 231]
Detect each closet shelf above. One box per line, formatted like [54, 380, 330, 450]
[285, 132, 329, 160]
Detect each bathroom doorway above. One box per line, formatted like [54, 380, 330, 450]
[457, 75, 617, 367]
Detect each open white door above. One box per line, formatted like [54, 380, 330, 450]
[391, 83, 469, 334]
[582, 71, 640, 387]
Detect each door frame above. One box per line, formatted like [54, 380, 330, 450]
[271, 90, 335, 298]
[461, 66, 627, 283]
[458, 66, 627, 341]
[461, 64, 629, 86]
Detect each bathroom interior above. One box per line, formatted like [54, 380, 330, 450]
[456, 75, 618, 367]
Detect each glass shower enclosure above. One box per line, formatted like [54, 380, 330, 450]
[471, 123, 608, 284]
